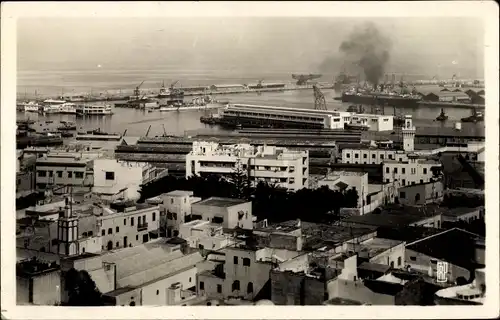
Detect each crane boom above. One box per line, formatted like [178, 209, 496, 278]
[313, 85, 327, 111]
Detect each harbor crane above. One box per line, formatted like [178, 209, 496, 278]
[313, 85, 327, 111]
[134, 81, 145, 97]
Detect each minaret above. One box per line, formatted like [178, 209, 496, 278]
[402, 115, 416, 152]
[57, 196, 79, 256]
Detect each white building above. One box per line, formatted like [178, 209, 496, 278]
[92, 159, 168, 201]
[151, 190, 202, 238]
[190, 197, 254, 231]
[179, 220, 234, 250]
[186, 142, 309, 191]
[382, 157, 441, 186]
[35, 156, 94, 189]
[98, 202, 161, 251]
[316, 171, 369, 208]
[349, 114, 394, 132]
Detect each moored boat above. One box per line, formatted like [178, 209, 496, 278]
[461, 110, 483, 123]
[436, 108, 448, 121]
[76, 104, 113, 116]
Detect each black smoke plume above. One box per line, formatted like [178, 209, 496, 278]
[339, 22, 392, 86]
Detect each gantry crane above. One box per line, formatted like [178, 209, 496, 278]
[313, 85, 327, 111]
[134, 81, 145, 97]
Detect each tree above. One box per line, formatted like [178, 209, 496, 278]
[64, 268, 104, 306]
[226, 159, 250, 199]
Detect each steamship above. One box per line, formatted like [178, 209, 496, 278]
[341, 89, 422, 108]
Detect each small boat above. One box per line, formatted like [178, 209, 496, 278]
[461, 110, 484, 123]
[57, 121, 77, 131]
[436, 109, 448, 121]
[76, 128, 122, 141]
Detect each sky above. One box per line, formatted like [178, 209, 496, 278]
[17, 17, 485, 79]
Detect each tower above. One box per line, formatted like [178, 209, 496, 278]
[402, 115, 416, 152]
[57, 196, 79, 256]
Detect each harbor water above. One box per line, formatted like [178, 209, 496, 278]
[17, 89, 483, 138]
[16, 69, 483, 138]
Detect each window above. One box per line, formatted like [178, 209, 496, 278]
[131, 217, 134, 226]
[398, 257, 402, 266]
[116, 241, 119, 248]
[243, 258, 251, 266]
[411, 168, 416, 175]
[402, 179, 406, 186]
[152, 212, 156, 221]
[234, 256, 238, 264]
[101, 229, 105, 236]
[136, 235, 139, 241]
[354, 153, 359, 159]
[363, 154, 367, 159]
[108, 228, 112, 235]
[189, 277, 192, 283]
[400, 192, 406, 199]
[386, 167, 390, 173]
[116, 226, 120, 233]
[48, 171, 53, 177]
[386, 179, 390, 183]
[390, 261, 394, 268]
[75, 172, 84, 179]
[156, 290, 159, 295]
[420, 179, 424, 184]
[105, 171, 115, 180]
[68, 171, 73, 178]
[124, 219, 127, 225]
[423, 168, 428, 174]
[380, 154, 385, 160]
[217, 284, 222, 293]
[232, 280, 240, 291]
[394, 168, 398, 174]
[346, 154, 350, 158]
[57, 171, 63, 178]
[88, 231, 93, 236]
[388, 154, 393, 160]
[430, 259, 437, 265]
[402, 168, 406, 174]
[171, 198, 174, 204]
[247, 282, 254, 294]
[38, 170, 47, 177]
[415, 193, 421, 202]
[410, 256, 416, 261]
[200, 281, 205, 290]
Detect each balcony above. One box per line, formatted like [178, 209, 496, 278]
[137, 222, 148, 231]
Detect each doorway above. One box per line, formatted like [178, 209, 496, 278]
[107, 241, 113, 250]
[124, 236, 128, 248]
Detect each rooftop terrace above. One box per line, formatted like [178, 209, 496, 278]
[194, 197, 248, 208]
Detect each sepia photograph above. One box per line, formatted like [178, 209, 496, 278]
[1, 1, 498, 319]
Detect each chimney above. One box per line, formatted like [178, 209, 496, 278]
[297, 219, 301, 228]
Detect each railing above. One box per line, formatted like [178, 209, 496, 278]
[137, 222, 148, 231]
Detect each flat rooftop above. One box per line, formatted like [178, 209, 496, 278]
[354, 238, 404, 258]
[341, 205, 445, 228]
[443, 206, 484, 217]
[194, 197, 248, 207]
[165, 190, 194, 197]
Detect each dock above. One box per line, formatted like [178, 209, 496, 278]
[21, 83, 335, 104]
